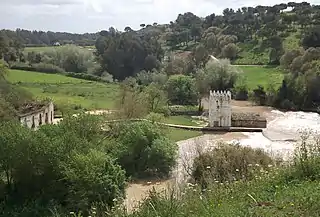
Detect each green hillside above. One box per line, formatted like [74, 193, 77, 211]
[6, 69, 119, 114]
[237, 66, 285, 90]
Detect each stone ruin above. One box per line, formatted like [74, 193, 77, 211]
[208, 90, 232, 127]
[18, 101, 55, 130]
[207, 90, 267, 128]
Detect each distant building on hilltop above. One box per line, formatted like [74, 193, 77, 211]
[18, 101, 54, 130]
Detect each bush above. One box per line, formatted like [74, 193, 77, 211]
[44, 44, 96, 73]
[249, 85, 267, 105]
[283, 134, 320, 182]
[0, 115, 126, 216]
[61, 149, 126, 212]
[196, 58, 239, 92]
[65, 72, 112, 83]
[109, 121, 178, 179]
[10, 62, 65, 74]
[233, 77, 249, 100]
[166, 75, 198, 106]
[192, 143, 273, 188]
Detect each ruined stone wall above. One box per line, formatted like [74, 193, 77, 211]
[19, 102, 54, 129]
[231, 120, 267, 128]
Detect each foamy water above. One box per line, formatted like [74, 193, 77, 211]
[233, 110, 320, 160]
[174, 109, 320, 184]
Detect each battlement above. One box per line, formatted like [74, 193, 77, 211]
[209, 90, 231, 100]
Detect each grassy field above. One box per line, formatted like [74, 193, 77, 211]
[6, 69, 119, 114]
[24, 45, 95, 54]
[167, 128, 203, 142]
[237, 65, 285, 90]
[164, 115, 201, 126]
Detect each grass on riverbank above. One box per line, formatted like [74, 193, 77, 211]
[164, 115, 203, 126]
[6, 69, 119, 114]
[167, 128, 203, 142]
[110, 135, 320, 217]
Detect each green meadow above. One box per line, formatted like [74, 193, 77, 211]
[237, 65, 285, 90]
[6, 69, 119, 113]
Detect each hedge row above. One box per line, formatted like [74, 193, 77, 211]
[10, 62, 112, 83]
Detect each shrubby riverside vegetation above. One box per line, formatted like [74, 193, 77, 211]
[1, 1, 320, 216]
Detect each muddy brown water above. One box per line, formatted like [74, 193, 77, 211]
[53, 101, 320, 213]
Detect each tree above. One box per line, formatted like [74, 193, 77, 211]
[196, 59, 239, 92]
[0, 115, 127, 216]
[95, 31, 163, 80]
[143, 83, 168, 113]
[44, 45, 95, 73]
[166, 74, 198, 105]
[61, 149, 126, 211]
[124, 26, 133, 32]
[268, 36, 284, 64]
[116, 78, 148, 118]
[109, 121, 178, 179]
[192, 44, 209, 68]
[280, 49, 304, 69]
[221, 43, 239, 60]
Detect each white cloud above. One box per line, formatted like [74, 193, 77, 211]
[1, 0, 320, 33]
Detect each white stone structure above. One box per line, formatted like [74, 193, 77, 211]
[208, 90, 232, 127]
[18, 102, 54, 130]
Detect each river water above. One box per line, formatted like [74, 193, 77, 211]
[174, 108, 320, 184]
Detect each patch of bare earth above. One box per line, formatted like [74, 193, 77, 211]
[124, 179, 175, 213]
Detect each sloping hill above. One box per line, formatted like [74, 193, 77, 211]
[6, 70, 119, 114]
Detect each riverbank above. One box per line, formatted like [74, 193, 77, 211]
[123, 101, 320, 213]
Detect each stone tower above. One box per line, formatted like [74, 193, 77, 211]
[208, 90, 232, 127]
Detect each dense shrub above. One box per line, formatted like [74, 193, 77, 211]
[166, 75, 198, 106]
[0, 115, 126, 216]
[10, 62, 112, 83]
[192, 143, 273, 188]
[65, 72, 113, 83]
[196, 59, 239, 94]
[233, 77, 249, 100]
[44, 45, 96, 73]
[109, 121, 178, 179]
[283, 133, 320, 182]
[249, 85, 267, 106]
[10, 62, 65, 74]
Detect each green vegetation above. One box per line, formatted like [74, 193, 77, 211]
[0, 65, 34, 120]
[24, 45, 95, 54]
[6, 69, 119, 113]
[166, 128, 203, 142]
[108, 135, 320, 217]
[108, 121, 178, 179]
[164, 115, 199, 126]
[237, 66, 285, 90]
[0, 2, 320, 216]
[0, 114, 179, 216]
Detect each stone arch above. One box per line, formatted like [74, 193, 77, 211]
[45, 113, 48, 124]
[39, 113, 42, 126]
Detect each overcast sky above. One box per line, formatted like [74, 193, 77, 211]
[1, 0, 320, 33]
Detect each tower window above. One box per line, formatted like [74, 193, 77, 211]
[31, 116, 35, 129]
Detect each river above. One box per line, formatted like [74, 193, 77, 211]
[125, 102, 320, 212]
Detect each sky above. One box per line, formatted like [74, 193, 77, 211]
[1, 0, 320, 33]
